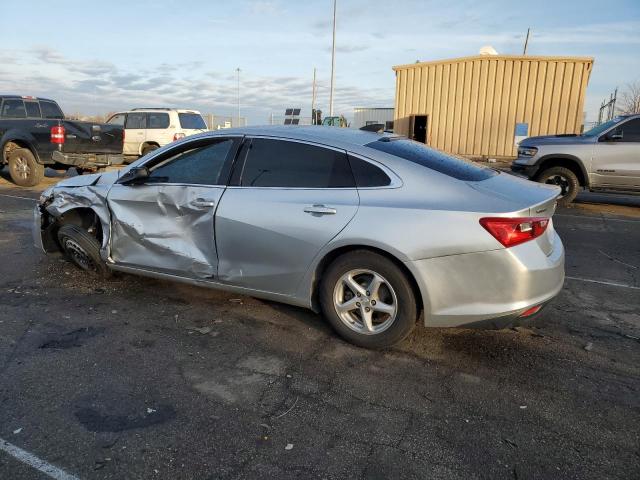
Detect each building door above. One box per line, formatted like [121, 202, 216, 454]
[410, 115, 428, 144]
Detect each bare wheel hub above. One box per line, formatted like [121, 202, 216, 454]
[333, 269, 398, 335]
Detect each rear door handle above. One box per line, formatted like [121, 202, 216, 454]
[190, 198, 216, 208]
[304, 205, 337, 215]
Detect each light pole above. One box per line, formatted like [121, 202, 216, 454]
[311, 67, 317, 124]
[236, 67, 241, 127]
[329, 0, 336, 117]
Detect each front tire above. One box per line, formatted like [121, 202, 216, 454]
[8, 148, 44, 187]
[57, 224, 111, 277]
[537, 166, 579, 207]
[319, 250, 418, 349]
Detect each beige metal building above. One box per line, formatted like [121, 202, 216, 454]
[393, 54, 593, 159]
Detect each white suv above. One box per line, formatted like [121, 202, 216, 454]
[107, 108, 208, 158]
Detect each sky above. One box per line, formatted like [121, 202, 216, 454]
[1, 0, 639, 125]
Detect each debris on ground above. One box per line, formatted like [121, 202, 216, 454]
[12, 427, 22, 434]
[285, 443, 294, 450]
[147, 408, 156, 414]
[584, 342, 594, 351]
[186, 326, 212, 335]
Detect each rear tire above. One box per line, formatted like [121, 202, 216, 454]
[141, 144, 159, 156]
[8, 148, 44, 187]
[57, 224, 111, 278]
[319, 250, 417, 349]
[537, 166, 580, 207]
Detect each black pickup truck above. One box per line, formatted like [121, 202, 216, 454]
[0, 95, 124, 187]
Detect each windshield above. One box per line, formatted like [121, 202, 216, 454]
[178, 113, 207, 130]
[583, 117, 625, 137]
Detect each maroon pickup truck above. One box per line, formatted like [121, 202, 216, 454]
[0, 95, 124, 187]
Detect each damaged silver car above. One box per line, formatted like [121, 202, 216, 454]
[35, 126, 565, 348]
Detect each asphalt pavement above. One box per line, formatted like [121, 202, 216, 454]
[0, 172, 639, 480]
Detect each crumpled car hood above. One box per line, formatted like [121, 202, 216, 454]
[53, 171, 120, 189]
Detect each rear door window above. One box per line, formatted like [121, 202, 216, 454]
[241, 138, 354, 188]
[40, 101, 64, 119]
[1, 99, 27, 118]
[366, 139, 497, 181]
[125, 113, 146, 129]
[147, 112, 170, 129]
[25, 101, 42, 118]
[178, 113, 207, 130]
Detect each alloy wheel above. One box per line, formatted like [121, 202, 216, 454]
[13, 155, 31, 180]
[63, 238, 97, 272]
[545, 174, 570, 197]
[333, 269, 398, 335]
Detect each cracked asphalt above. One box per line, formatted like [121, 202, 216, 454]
[1, 169, 639, 479]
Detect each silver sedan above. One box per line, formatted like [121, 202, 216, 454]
[34, 126, 564, 348]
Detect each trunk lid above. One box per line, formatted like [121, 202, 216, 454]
[468, 173, 560, 255]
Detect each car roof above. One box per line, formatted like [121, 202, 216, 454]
[0, 95, 56, 102]
[206, 125, 402, 148]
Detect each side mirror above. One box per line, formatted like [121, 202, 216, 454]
[608, 131, 623, 141]
[118, 166, 150, 185]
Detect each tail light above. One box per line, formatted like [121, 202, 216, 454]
[173, 133, 186, 141]
[519, 305, 542, 317]
[50, 125, 65, 144]
[479, 217, 549, 248]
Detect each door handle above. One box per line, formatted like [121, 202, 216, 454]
[304, 205, 337, 215]
[190, 198, 216, 208]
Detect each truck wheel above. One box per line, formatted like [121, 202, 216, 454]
[141, 144, 159, 156]
[8, 148, 44, 187]
[57, 224, 111, 277]
[319, 250, 418, 349]
[537, 167, 579, 207]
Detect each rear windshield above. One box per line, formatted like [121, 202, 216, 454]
[178, 113, 206, 130]
[366, 139, 497, 181]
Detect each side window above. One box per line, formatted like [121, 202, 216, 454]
[1, 99, 27, 118]
[125, 113, 146, 129]
[25, 101, 42, 118]
[241, 139, 354, 188]
[147, 139, 235, 185]
[108, 114, 126, 126]
[40, 101, 64, 119]
[615, 118, 640, 142]
[348, 155, 391, 187]
[147, 113, 170, 129]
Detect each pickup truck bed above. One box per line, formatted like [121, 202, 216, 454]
[1, 95, 124, 186]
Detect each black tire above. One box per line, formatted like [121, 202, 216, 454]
[319, 250, 418, 349]
[57, 224, 111, 277]
[8, 148, 44, 187]
[141, 144, 159, 156]
[537, 166, 580, 207]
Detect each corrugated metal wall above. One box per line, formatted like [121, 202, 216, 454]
[352, 108, 395, 129]
[393, 55, 593, 158]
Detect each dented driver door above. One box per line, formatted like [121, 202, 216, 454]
[106, 137, 240, 279]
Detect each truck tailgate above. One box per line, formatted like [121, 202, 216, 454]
[62, 121, 124, 154]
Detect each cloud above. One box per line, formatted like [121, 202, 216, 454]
[0, 47, 392, 123]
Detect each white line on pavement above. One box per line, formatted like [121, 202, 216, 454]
[0, 193, 37, 202]
[566, 276, 640, 290]
[0, 438, 81, 480]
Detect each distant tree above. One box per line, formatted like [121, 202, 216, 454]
[618, 81, 640, 114]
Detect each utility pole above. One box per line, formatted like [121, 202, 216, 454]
[311, 67, 317, 124]
[522, 27, 530, 55]
[236, 67, 241, 127]
[329, 0, 337, 116]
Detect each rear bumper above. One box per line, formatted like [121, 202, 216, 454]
[510, 161, 539, 179]
[406, 230, 565, 329]
[52, 150, 125, 168]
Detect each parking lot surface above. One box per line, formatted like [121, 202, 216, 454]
[1, 169, 639, 479]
